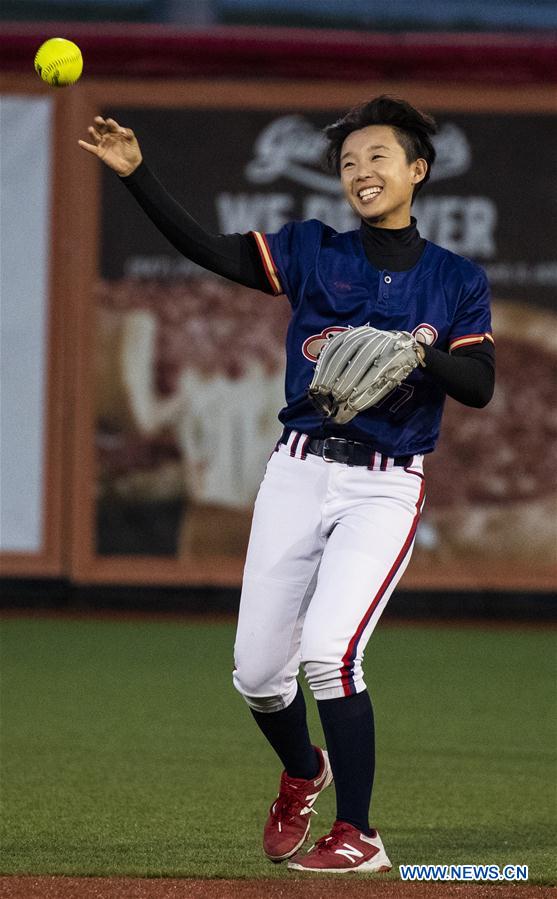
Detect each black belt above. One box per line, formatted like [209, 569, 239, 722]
[280, 432, 413, 468]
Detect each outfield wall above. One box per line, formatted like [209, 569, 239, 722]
[0, 26, 556, 590]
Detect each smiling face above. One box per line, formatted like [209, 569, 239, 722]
[340, 125, 427, 229]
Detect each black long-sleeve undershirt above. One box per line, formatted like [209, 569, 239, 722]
[121, 161, 266, 290]
[422, 342, 494, 408]
[121, 161, 495, 408]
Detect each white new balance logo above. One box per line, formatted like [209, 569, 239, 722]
[304, 791, 320, 809]
[335, 843, 364, 864]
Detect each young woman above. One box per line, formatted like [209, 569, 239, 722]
[80, 96, 494, 874]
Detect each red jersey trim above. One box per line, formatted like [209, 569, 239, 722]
[449, 332, 494, 352]
[250, 230, 283, 296]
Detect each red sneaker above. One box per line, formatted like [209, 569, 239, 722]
[263, 747, 333, 862]
[287, 820, 392, 873]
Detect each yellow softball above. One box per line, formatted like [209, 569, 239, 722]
[34, 38, 83, 87]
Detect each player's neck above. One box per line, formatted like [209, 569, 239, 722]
[360, 216, 420, 243]
[359, 216, 424, 271]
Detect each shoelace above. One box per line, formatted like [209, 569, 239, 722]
[312, 825, 354, 853]
[270, 783, 319, 827]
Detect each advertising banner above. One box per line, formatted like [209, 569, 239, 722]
[94, 102, 557, 586]
[0, 96, 52, 554]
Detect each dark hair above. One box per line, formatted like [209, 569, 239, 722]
[324, 95, 437, 198]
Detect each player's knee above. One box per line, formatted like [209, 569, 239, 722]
[232, 663, 297, 713]
[232, 652, 277, 696]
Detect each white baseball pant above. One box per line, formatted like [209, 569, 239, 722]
[233, 433, 425, 712]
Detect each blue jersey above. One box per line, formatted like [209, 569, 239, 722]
[251, 220, 493, 456]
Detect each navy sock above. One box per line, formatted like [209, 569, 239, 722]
[251, 683, 320, 780]
[317, 690, 375, 835]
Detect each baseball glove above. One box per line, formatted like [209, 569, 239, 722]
[308, 325, 423, 424]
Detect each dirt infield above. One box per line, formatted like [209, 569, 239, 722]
[0, 878, 556, 899]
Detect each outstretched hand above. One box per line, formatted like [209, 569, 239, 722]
[78, 116, 142, 177]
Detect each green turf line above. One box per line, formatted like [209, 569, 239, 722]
[0, 618, 555, 883]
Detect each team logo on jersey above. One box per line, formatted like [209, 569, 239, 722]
[412, 323, 438, 346]
[302, 326, 349, 361]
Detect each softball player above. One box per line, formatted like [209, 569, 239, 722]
[80, 96, 494, 873]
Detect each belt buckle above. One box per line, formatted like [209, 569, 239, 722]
[322, 437, 350, 464]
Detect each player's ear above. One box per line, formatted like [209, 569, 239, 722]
[412, 158, 428, 185]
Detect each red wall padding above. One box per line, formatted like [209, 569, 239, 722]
[2, 23, 556, 83]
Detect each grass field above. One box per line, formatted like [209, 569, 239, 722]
[0, 615, 555, 885]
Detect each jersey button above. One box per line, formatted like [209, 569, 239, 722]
[384, 275, 392, 284]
